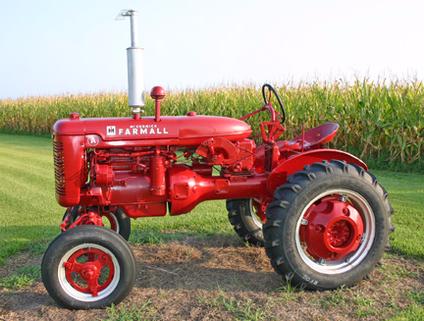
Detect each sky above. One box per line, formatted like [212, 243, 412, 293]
[0, 0, 423, 99]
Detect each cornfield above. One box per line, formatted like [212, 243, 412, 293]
[0, 80, 423, 170]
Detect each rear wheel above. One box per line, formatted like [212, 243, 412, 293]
[227, 199, 265, 246]
[42, 226, 136, 309]
[264, 160, 392, 290]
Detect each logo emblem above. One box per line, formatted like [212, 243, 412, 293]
[106, 126, 116, 136]
[86, 135, 100, 146]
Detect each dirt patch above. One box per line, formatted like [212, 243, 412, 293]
[0, 252, 40, 279]
[0, 237, 422, 321]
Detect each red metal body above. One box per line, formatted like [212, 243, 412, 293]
[299, 196, 364, 260]
[53, 87, 367, 220]
[63, 247, 115, 297]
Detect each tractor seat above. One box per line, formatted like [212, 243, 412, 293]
[287, 122, 339, 150]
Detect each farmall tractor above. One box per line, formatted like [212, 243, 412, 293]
[41, 10, 393, 309]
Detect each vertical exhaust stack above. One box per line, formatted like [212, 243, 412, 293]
[119, 10, 145, 117]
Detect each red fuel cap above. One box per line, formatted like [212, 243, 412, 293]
[150, 86, 166, 100]
[69, 112, 80, 120]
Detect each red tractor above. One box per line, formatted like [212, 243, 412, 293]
[41, 10, 393, 309]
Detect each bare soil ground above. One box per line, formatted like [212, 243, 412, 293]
[0, 236, 422, 321]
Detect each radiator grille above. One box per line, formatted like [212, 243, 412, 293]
[53, 141, 65, 196]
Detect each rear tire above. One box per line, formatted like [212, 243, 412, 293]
[227, 199, 264, 246]
[264, 160, 392, 290]
[42, 226, 136, 309]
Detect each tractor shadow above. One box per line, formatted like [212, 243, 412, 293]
[131, 234, 283, 293]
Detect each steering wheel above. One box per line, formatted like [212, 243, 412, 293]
[261, 84, 286, 123]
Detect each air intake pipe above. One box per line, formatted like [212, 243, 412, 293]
[120, 9, 145, 116]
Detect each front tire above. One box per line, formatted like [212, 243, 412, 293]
[264, 160, 392, 290]
[42, 226, 136, 309]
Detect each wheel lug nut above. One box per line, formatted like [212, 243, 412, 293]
[315, 224, 325, 232]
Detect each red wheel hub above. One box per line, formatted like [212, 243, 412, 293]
[299, 196, 364, 261]
[63, 247, 115, 297]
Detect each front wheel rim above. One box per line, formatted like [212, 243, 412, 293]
[58, 243, 120, 302]
[248, 199, 265, 228]
[295, 189, 375, 275]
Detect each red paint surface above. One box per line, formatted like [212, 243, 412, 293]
[299, 196, 364, 261]
[63, 247, 115, 297]
[150, 86, 166, 122]
[52, 92, 367, 219]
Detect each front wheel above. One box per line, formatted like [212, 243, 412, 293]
[42, 226, 136, 309]
[264, 160, 392, 290]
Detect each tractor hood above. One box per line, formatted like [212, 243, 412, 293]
[53, 114, 252, 146]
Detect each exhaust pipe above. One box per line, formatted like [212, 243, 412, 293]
[119, 10, 145, 116]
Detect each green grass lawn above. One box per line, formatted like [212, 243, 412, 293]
[0, 133, 423, 265]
